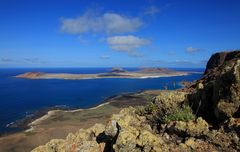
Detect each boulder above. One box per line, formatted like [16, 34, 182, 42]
[166, 117, 209, 137]
[225, 117, 240, 134]
[100, 107, 168, 152]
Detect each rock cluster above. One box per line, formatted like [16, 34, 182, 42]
[165, 117, 209, 137]
[33, 106, 237, 152]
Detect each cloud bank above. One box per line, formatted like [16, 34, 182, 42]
[107, 35, 150, 57]
[148, 59, 207, 67]
[61, 12, 143, 35]
[144, 6, 160, 15]
[1, 58, 13, 62]
[60, 10, 153, 57]
[100, 55, 110, 59]
[186, 46, 201, 53]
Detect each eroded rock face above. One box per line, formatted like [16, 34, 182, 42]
[204, 50, 240, 74]
[188, 51, 240, 121]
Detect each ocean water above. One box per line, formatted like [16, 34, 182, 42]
[0, 68, 203, 134]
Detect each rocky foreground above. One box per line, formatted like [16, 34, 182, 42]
[32, 50, 240, 152]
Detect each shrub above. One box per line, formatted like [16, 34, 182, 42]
[162, 104, 196, 123]
[145, 102, 158, 114]
[144, 95, 154, 102]
[135, 106, 146, 116]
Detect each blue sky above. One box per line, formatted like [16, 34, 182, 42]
[0, 0, 239, 68]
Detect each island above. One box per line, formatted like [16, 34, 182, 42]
[15, 68, 189, 80]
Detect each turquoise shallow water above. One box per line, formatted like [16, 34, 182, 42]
[0, 68, 203, 134]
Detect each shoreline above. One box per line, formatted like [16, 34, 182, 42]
[0, 89, 163, 152]
[28, 101, 112, 127]
[28, 90, 147, 129]
[1, 90, 149, 137]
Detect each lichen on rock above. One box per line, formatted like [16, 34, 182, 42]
[166, 117, 209, 137]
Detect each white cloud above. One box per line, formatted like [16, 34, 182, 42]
[146, 59, 206, 67]
[61, 12, 143, 35]
[1, 58, 13, 62]
[24, 58, 40, 63]
[100, 55, 110, 59]
[144, 6, 160, 15]
[107, 35, 150, 57]
[186, 46, 201, 53]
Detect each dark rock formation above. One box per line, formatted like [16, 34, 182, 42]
[204, 50, 240, 74]
[188, 50, 240, 121]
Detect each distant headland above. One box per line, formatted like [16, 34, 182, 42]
[15, 68, 190, 80]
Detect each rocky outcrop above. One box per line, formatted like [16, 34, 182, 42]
[102, 107, 168, 152]
[32, 50, 240, 152]
[32, 106, 239, 152]
[166, 117, 209, 137]
[188, 50, 240, 121]
[204, 50, 240, 74]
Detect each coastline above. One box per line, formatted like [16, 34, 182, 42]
[1, 90, 157, 137]
[27, 90, 154, 129]
[2, 70, 200, 136]
[28, 101, 112, 127]
[0, 89, 162, 152]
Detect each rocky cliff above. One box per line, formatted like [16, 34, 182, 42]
[32, 50, 240, 152]
[187, 50, 240, 121]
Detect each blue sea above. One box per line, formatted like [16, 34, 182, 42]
[0, 68, 203, 134]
